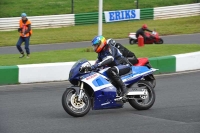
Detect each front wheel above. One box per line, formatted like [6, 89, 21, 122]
[128, 80, 155, 110]
[129, 39, 136, 45]
[155, 38, 164, 44]
[62, 88, 91, 117]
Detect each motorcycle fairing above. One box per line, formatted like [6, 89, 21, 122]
[81, 73, 123, 110]
[122, 66, 155, 84]
[81, 66, 155, 110]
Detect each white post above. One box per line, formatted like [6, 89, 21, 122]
[98, 0, 103, 36]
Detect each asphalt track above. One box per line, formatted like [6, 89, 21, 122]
[0, 33, 199, 55]
[0, 70, 200, 133]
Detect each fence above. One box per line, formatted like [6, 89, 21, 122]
[0, 14, 75, 31]
[0, 3, 199, 31]
[75, 12, 106, 25]
[154, 3, 200, 20]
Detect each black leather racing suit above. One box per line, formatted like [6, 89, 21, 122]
[95, 44, 130, 96]
[112, 42, 138, 65]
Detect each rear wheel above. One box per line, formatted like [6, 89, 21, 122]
[144, 63, 156, 88]
[62, 88, 91, 117]
[144, 74, 156, 88]
[128, 81, 155, 110]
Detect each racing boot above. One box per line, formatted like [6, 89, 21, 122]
[117, 78, 128, 101]
[109, 79, 121, 97]
[112, 77, 128, 102]
[107, 68, 127, 101]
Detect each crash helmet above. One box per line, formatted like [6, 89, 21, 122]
[106, 38, 116, 47]
[142, 24, 148, 29]
[91, 35, 107, 53]
[21, 13, 27, 17]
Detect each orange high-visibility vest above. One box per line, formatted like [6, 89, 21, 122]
[19, 19, 32, 37]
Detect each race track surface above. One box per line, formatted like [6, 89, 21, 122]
[0, 33, 199, 55]
[0, 71, 200, 133]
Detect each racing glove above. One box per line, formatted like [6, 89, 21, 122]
[91, 63, 100, 70]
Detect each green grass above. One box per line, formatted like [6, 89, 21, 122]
[0, 0, 196, 17]
[0, 16, 199, 47]
[1, 44, 200, 66]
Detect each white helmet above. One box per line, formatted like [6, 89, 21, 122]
[106, 38, 116, 46]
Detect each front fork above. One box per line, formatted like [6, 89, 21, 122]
[78, 81, 85, 101]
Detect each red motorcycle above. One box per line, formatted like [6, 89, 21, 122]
[129, 31, 164, 44]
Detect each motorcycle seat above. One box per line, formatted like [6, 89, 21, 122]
[134, 58, 148, 66]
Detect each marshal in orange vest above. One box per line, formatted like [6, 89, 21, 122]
[19, 19, 32, 37]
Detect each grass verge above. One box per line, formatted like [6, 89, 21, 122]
[0, 16, 200, 47]
[0, 0, 195, 17]
[0, 44, 200, 66]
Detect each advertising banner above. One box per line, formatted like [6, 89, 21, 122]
[104, 9, 140, 22]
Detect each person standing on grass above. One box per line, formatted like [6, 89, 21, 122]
[16, 13, 32, 58]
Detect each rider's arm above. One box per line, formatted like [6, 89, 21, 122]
[98, 56, 114, 67]
[146, 28, 152, 32]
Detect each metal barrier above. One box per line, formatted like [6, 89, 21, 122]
[75, 8, 154, 25]
[0, 3, 199, 31]
[0, 14, 75, 31]
[140, 8, 154, 20]
[75, 12, 105, 25]
[154, 3, 200, 20]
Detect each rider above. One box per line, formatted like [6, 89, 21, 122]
[91, 35, 130, 99]
[136, 24, 154, 42]
[107, 38, 138, 65]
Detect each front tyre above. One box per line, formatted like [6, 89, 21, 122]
[62, 88, 91, 117]
[129, 39, 136, 45]
[155, 38, 164, 44]
[128, 80, 155, 110]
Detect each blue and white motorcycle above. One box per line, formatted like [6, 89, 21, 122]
[62, 59, 157, 117]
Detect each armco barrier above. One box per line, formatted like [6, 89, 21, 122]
[154, 3, 200, 20]
[0, 14, 75, 31]
[0, 52, 200, 85]
[75, 12, 106, 25]
[140, 8, 154, 20]
[75, 8, 154, 25]
[1, 3, 199, 30]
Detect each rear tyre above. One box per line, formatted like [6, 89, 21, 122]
[128, 80, 155, 110]
[143, 63, 156, 88]
[62, 88, 91, 117]
[144, 74, 156, 89]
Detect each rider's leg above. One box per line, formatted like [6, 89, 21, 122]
[109, 78, 120, 96]
[135, 34, 139, 42]
[107, 67, 127, 96]
[127, 57, 138, 65]
[106, 67, 127, 97]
